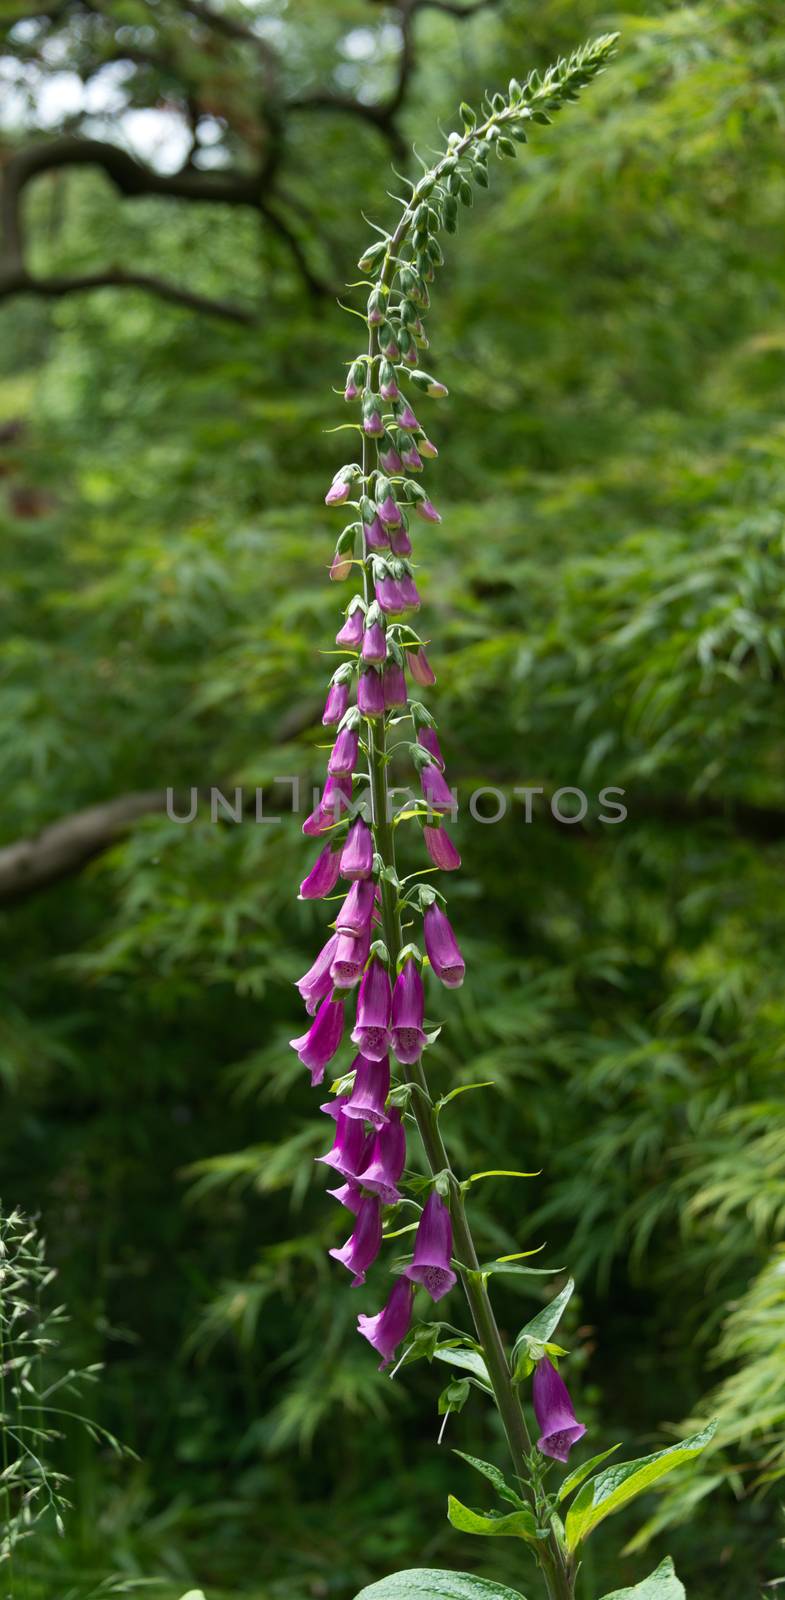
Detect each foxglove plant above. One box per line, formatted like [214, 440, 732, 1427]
[290, 37, 714, 1600]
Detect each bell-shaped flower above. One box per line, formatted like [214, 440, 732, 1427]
[299, 842, 343, 899]
[418, 726, 444, 767]
[363, 408, 384, 438]
[363, 514, 390, 553]
[375, 574, 407, 615]
[340, 817, 373, 881]
[398, 573, 420, 611]
[379, 493, 402, 529]
[289, 996, 344, 1085]
[362, 619, 387, 664]
[296, 933, 340, 1015]
[383, 661, 408, 709]
[336, 878, 377, 937]
[329, 1194, 382, 1286]
[330, 924, 371, 989]
[327, 1179, 363, 1213]
[416, 497, 441, 524]
[325, 475, 351, 506]
[391, 960, 426, 1064]
[358, 1277, 414, 1369]
[420, 762, 453, 815]
[336, 607, 365, 650]
[358, 667, 385, 719]
[389, 525, 412, 557]
[395, 401, 420, 431]
[533, 1358, 587, 1464]
[357, 1106, 405, 1203]
[379, 441, 403, 475]
[328, 726, 359, 778]
[422, 824, 461, 872]
[423, 902, 465, 988]
[316, 1103, 372, 1180]
[406, 647, 435, 687]
[302, 775, 352, 837]
[343, 1053, 390, 1129]
[403, 1191, 456, 1302]
[351, 957, 392, 1060]
[323, 678, 350, 726]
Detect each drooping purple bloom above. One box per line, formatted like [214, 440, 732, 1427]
[340, 816, 373, 881]
[389, 525, 412, 557]
[328, 726, 359, 777]
[379, 442, 403, 475]
[336, 878, 377, 937]
[363, 409, 384, 438]
[401, 444, 423, 472]
[336, 608, 364, 649]
[344, 376, 361, 402]
[398, 573, 421, 611]
[343, 1053, 390, 1129]
[299, 842, 343, 899]
[351, 957, 392, 1060]
[406, 647, 436, 687]
[358, 1277, 414, 1369]
[325, 475, 351, 507]
[423, 824, 461, 872]
[375, 574, 407, 615]
[420, 761, 453, 812]
[418, 726, 444, 767]
[296, 932, 340, 1015]
[316, 1103, 372, 1179]
[302, 775, 353, 837]
[329, 1195, 382, 1286]
[423, 902, 465, 988]
[322, 679, 350, 726]
[391, 960, 426, 1065]
[383, 661, 408, 709]
[403, 1191, 457, 1302]
[327, 1179, 363, 1213]
[396, 401, 420, 431]
[357, 1105, 405, 1203]
[416, 497, 442, 524]
[289, 996, 344, 1085]
[330, 925, 371, 989]
[362, 620, 387, 664]
[379, 494, 402, 529]
[379, 372, 400, 402]
[358, 667, 385, 719]
[363, 515, 390, 553]
[330, 550, 352, 582]
[533, 1358, 587, 1464]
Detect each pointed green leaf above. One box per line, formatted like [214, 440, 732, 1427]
[447, 1495, 539, 1544]
[599, 1556, 685, 1599]
[557, 1444, 621, 1503]
[565, 1423, 717, 1551]
[433, 1346, 493, 1391]
[514, 1279, 574, 1351]
[354, 1571, 528, 1600]
[453, 1450, 526, 1508]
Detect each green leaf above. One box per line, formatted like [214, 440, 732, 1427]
[467, 1169, 540, 1184]
[433, 1346, 493, 1391]
[565, 1423, 718, 1551]
[557, 1444, 621, 1503]
[453, 1450, 526, 1508]
[514, 1279, 574, 1349]
[354, 1570, 528, 1600]
[447, 1495, 539, 1544]
[436, 1082, 495, 1111]
[599, 1556, 685, 1599]
[476, 1261, 561, 1279]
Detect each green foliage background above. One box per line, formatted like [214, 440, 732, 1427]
[0, 1, 783, 1596]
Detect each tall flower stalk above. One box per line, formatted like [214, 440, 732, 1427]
[291, 37, 715, 1600]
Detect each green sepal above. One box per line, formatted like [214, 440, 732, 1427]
[453, 1450, 527, 1509]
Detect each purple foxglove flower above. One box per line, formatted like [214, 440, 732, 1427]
[302, 775, 353, 837]
[362, 619, 387, 664]
[401, 444, 423, 473]
[363, 410, 383, 438]
[423, 902, 465, 988]
[325, 475, 351, 507]
[351, 957, 392, 1061]
[316, 1103, 373, 1179]
[328, 726, 359, 778]
[336, 608, 365, 649]
[358, 667, 385, 719]
[330, 924, 371, 989]
[329, 1194, 382, 1286]
[379, 494, 402, 529]
[418, 725, 444, 767]
[406, 647, 436, 687]
[357, 1105, 405, 1202]
[418, 435, 438, 460]
[403, 1191, 457, 1302]
[383, 661, 408, 709]
[375, 575, 406, 615]
[358, 1277, 414, 1369]
[289, 996, 344, 1085]
[323, 679, 350, 726]
[297, 932, 340, 1015]
[391, 960, 426, 1064]
[423, 824, 461, 872]
[389, 525, 412, 557]
[398, 573, 420, 611]
[344, 377, 361, 402]
[299, 842, 343, 899]
[363, 515, 390, 553]
[340, 816, 373, 881]
[343, 1053, 390, 1129]
[396, 401, 420, 431]
[327, 1179, 363, 1213]
[420, 762, 453, 812]
[336, 877, 377, 937]
[380, 376, 400, 401]
[379, 443, 403, 475]
[533, 1358, 587, 1464]
[416, 497, 441, 524]
[330, 551, 352, 581]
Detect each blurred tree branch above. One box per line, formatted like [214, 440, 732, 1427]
[0, 0, 500, 319]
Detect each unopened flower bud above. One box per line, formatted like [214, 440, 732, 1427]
[336, 601, 366, 650]
[344, 360, 365, 402]
[423, 823, 461, 872]
[379, 360, 400, 402]
[410, 370, 449, 398]
[389, 524, 412, 557]
[406, 646, 435, 687]
[416, 497, 441, 524]
[383, 660, 408, 709]
[418, 435, 438, 460]
[358, 666, 385, 718]
[362, 618, 388, 664]
[396, 401, 420, 431]
[379, 436, 403, 475]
